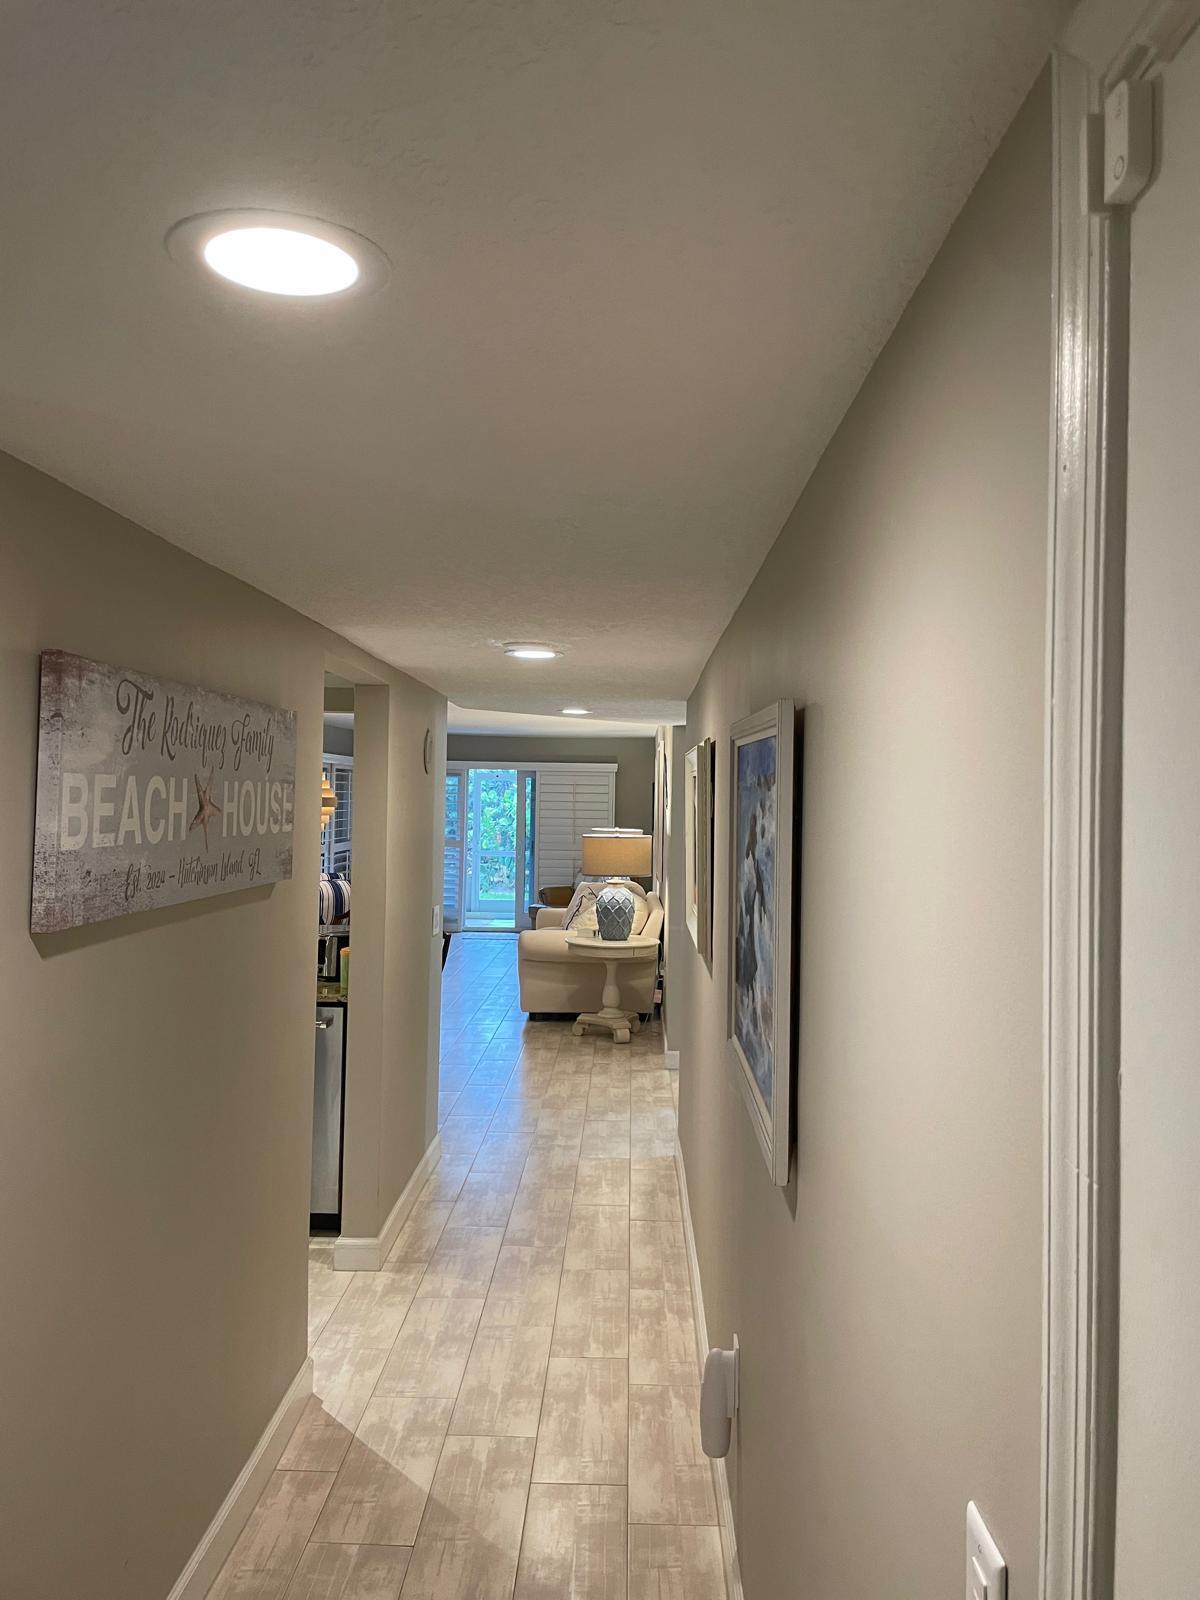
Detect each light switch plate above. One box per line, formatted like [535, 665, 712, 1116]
[966, 1503, 1006, 1600]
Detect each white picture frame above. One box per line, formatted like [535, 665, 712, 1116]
[727, 700, 796, 1185]
[685, 737, 714, 963]
[652, 727, 668, 893]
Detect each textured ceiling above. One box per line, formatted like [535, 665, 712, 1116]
[0, 1, 1067, 719]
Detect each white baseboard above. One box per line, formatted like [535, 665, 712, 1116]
[334, 1133, 443, 1271]
[167, 1356, 312, 1600]
[661, 1017, 679, 1068]
[676, 1138, 744, 1600]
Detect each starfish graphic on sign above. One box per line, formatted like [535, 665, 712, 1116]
[189, 771, 220, 849]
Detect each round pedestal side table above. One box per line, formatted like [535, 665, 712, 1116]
[563, 932, 660, 1044]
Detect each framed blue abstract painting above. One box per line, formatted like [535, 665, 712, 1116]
[727, 700, 796, 1184]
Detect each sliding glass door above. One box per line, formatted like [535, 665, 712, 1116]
[466, 768, 517, 928]
[444, 765, 538, 931]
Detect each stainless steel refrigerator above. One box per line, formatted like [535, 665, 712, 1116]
[311, 1004, 345, 1230]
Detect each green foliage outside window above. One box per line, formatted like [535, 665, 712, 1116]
[465, 769, 517, 901]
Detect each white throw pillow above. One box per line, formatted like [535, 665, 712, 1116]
[562, 881, 601, 932]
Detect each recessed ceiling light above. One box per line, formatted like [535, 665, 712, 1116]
[503, 642, 561, 660]
[204, 228, 357, 295]
[561, 707, 590, 715]
[166, 209, 389, 299]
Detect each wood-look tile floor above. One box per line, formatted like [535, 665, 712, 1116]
[208, 934, 724, 1600]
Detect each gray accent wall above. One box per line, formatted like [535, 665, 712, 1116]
[322, 715, 354, 757]
[446, 734, 656, 834]
[0, 451, 444, 1600]
[667, 72, 1050, 1598]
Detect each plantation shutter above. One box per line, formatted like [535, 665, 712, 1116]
[321, 756, 354, 878]
[533, 766, 616, 894]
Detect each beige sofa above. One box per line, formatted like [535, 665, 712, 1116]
[518, 890, 663, 1018]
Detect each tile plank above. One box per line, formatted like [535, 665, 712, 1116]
[573, 1158, 630, 1208]
[629, 1112, 676, 1161]
[585, 1077, 631, 1121]
[472, 1132, 538, 1174]
[564, 1208, 629, 1272]
[628, 1382, 716, 1526]
[629, 1160, 682, 1224]
[419, 1156, 474, 1205]
[386, 1199, 454, 1266]
[449, 1325, 553, 1438]
[504, 1186, 574, 1250]
[627, 1525, 724, 1600]
[628, 1220, 689, 1295]
[317, 1265, 426, 1352]
[480, 1245, 564, 1330]
[514, 1484, 627, 1600]
[447, 1170, 521, 1230]
[208, 1471, 335, 1600]
[628, 1290, 697, 1385]
[374, 1298, 484, 1400]
[580, 1121, 631, 1161]
[551, 1270, 630, 1359]
[416, 1228, 504, 1300]
[521, 1137, 583, 1188]
[313, 1398, 453, 1547]
[488, 1097, 545, 1135]
[532, 1358, 628, 1486]
[439, 1115, 493, 1156]
[283, 1541, 412, 1600]
[400, 1436, 534, 1600]
[281, 1347, 392, 1473]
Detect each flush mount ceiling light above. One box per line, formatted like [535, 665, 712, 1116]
[166, 209, 389, 299]
[561, 707, 590, 715]
[502, 642, 561, 660]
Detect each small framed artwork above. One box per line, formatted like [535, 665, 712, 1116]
[727, 700, 796, 1185]
[684, 737, 714, 963]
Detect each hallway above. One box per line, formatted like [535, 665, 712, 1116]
[208, 934, 725, 1600]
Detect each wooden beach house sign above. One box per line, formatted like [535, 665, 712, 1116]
[31, 650, 297, 933]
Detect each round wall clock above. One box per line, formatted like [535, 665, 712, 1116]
[423, 727, 433, 774]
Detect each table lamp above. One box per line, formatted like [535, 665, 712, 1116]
[580, 832, 653, 940]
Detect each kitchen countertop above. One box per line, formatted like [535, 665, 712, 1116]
[316, 985, 348, 1006]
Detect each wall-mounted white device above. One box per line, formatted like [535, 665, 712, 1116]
[966, 1502, 1006, 1600]
[699, 1339, 739, 1459]
[1103, 77, 1154, 206]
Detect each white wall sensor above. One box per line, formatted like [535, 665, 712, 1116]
[700, 1342, 739, 1459]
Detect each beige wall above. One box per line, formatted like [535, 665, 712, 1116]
[1116, 24, 1200, 1595]
[446, 733, 656, 834]
[338, 679, 444, 1241]
[0, 451, 443, 1599]
[668, 74, 1050, 1597]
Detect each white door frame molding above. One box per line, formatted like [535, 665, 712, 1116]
[1064, 0, 1200, 82]
[1043, 46, 1124, 1600]
[1044, 7, 1200, 1597]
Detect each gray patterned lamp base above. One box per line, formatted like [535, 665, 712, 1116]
[596, 883, 635, 940]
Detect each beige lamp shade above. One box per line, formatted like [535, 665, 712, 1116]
[580, 832, 652, 878]
[321, 772, 337, 831]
